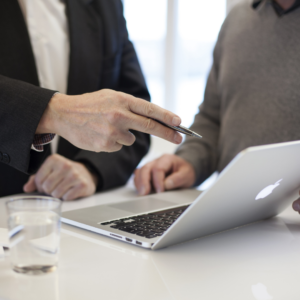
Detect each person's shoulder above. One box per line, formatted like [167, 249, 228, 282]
[219, 0, 254, 35]
[226, 0, 254, 22]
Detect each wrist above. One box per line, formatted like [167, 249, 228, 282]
[36, 93, 70, 135]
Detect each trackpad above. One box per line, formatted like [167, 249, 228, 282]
[109, 197, 176, 214]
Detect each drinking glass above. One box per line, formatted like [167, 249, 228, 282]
[6, 196, 62, 275]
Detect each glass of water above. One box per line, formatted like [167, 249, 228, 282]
[6, 196, 62, 275]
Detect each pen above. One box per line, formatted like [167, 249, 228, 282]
[155, 120, 202, 139]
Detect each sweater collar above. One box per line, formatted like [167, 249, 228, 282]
[252, 0, 300, 15]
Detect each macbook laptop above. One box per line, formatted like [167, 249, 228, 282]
[61, 140, 300, 250]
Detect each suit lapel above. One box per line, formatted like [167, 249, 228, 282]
[65, 0, 104, 95]
[0, 0, 39, 86]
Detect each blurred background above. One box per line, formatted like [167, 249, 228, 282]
[124, 0, 243, 127]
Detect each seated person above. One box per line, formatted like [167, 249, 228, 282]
[0, 0, 182, 200]
[134, 0, 300, 213]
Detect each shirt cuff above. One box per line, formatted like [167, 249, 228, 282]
[31, 134, 56, 152]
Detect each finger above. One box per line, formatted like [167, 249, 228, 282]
[34, 157, 56, 189]
[62, 185, 86, 201]
[164, 168, 192, 190]
[116, 131, 136, 147]
[124, 112, 182, 144]
[150, 156, 174, 193]
[292, 198, 300, 212]
[51, 175, 80, 199]
[41, 170, 69, 195]
[23, 175, 37, 193]
[126, 95, 181, 127]
[134, 166, 153, 196]
[152, 168, 167, 193]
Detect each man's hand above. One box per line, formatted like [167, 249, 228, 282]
[134, 154, 196, 196]
[23, 154, 97, 201]
[37, 89, 183, 152]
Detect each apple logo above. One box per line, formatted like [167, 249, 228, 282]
[255, 179, 282, 200]
[251, 283, 273, 300]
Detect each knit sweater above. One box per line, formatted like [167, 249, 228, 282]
[176, 0, 300, 186]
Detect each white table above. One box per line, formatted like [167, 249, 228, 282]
[1, 185, 300, 300]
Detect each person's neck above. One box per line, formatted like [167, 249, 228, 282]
[274, 0, 296, 10]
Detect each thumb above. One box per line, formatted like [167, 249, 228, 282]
[23, 175, 37, 193]
[164, 171, 186, 190]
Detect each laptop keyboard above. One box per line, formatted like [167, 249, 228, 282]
[100, 205, 189, 239]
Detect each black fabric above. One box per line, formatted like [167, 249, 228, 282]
[0, 0, 150, 197]
[252, 0, 300, 15]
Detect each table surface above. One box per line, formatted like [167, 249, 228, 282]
[1, 185, 300, 300]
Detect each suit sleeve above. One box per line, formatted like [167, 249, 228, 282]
[0, 75, 56, 174]
[175, 32, 224, 186]
[73, 1, 150, 191]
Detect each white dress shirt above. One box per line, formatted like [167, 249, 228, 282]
[18, 0, 70, 153]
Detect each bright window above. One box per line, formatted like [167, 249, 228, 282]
[124, 0, 226, 127]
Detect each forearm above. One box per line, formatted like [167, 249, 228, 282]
[0, 75, 56, 173]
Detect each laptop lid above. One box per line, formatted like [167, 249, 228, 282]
[152, 141, 300, 250]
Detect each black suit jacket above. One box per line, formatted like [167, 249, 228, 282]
[0, 0, 150, 197]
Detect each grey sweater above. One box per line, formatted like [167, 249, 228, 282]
[176, 0, 300, 186]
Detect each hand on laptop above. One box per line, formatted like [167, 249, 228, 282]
[292, 194, 300, 213]
[23, 154, 97, 201]
[134, 154, 196, 195]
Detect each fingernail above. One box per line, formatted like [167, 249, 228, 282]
[172, 116, 181, 126]
[293, 201, 300, 211]
[174, 133, 182, 144]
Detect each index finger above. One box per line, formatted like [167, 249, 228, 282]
[125, 112, 183, 144]
[125, 94, 181, 127]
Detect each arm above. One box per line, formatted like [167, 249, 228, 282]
[0, 75, 56, 174]
[1, 75, 182, 179]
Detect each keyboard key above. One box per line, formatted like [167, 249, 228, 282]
[145, 235, 157, 239]
[136, 232, 146, 237]
[134, 227, 144, 231]
[150, 229, 163, 234]
[101, 222, 111, 225]
[112, 220, 124, 224]
[156, 223, 165, 226]
[146, 225, 156, 229]
[160, 226, 169, 230]
[165, 220, 175, 224]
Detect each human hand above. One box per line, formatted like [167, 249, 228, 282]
[134, 154, 196, 196]
[37, 89, 183, 152]
[23, 154, 97, 201]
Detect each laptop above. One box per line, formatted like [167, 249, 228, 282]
[61, 140, 300, 250]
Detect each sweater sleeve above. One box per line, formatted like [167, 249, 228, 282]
[175, 33, 223, 186]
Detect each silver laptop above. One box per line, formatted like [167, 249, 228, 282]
[61, 140, 300, 250]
